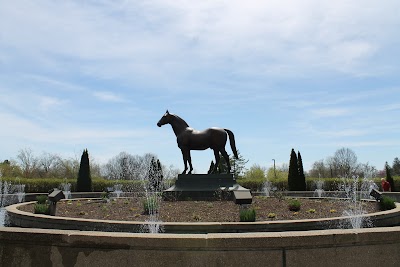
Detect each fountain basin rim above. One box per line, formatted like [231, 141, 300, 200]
[5, 198, 400, 233]
[6, 198, 398, 225]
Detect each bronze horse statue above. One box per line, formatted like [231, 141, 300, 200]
[157, 110, 238, 174]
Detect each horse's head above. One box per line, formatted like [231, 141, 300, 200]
[157, 110, 171, 127]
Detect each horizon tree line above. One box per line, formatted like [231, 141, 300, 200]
[0, 148, 179, 181]
[1, 147, 399, 181]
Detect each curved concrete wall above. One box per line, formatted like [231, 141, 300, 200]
[6, 201, 400, 233]
[1, 226, 400, 266]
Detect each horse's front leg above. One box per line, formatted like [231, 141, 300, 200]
[181, 149, 188, 174]
[181, 148, 193, 174]
[187, 151, 193, 174]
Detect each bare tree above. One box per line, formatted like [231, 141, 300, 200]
[358, 162, 377, 178]
[277, 163, 289, 172]
[309, 148, 371, 178]
[17, 148, 39, 178]
[162, 164, 180, 180]
[102, 152, 156, 180]
[58, 158, 80, 178]
[38, 152, 62, 178]
[332, 148, 359, 177]
[308, 159, 327, 178]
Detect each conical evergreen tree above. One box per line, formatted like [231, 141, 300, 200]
[148, 157, 157, 190]
[77, 149, 92, 192]
[208, 151, 248, 176]
[230, 150, 248, 178]
[288, 148, 298, 191]
[156, 159, 164, 190]
[148, 157, 164, 191]
[297, 151, 306, 191]
[385, 161, 396, 191]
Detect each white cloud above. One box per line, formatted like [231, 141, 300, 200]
[0, 0, 399, 172]
[38, 96, 66, 112]
[311, 107, 351, 118]
[93, 91, 125, 103]
[1, 0, 398, 80]
[0, 111, 152, 144]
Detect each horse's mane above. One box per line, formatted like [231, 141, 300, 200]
[171, 114, 189, 127]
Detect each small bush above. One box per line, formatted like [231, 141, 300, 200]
[288, 199, 301, 211]
[101, 191, 110, 200]
[143, 197, 159, 215]
[34, 203, 50, 215]
[379, 196, 396, 211]
[273, 191, 285, 201]
[36, 195, 48, 204]
[307, 209, 316, 213]
[240, 208, 256, 222]
[267, 212, 276, 219]
[192, 214, 201, 221]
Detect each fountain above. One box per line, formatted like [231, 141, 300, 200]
[360, 170, 379, 200]
[113, 184, 123, 198]
[14, 184, 26, 203]
[59, 179, 72, 199]
[0, 180, 10, 206]
[313, 179, 325, 198]
[339, 175, 373, 229]
[137, 158, 164, 234]
[0, 208, 5, 226]
[3, 172, 399, 265]
[2, 110, 400, 265]
[1, 179, 27, 226]
[262, 180, 276, 197]
[0, 180, 10, 226]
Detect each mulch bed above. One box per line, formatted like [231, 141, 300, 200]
[18, 196, 380, 222]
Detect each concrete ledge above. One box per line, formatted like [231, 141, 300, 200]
[1, 226, 400, 266]
[6, 201, 400, 233]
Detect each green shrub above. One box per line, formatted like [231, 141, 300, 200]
[379, 196, 396, 211]
[36, 195, 48, 204]
[101, 191, 110, 200]
[142, 197, 159, 215]
[0, 177, 143, 193]
[288, 199, 301, 211]
[236, 178, 264, 191]
[34, 203, 50, 215]
[239, 208, 256, 222]
[5, 176, 397, 194]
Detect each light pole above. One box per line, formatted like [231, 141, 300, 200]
[272, 159, 276, 179]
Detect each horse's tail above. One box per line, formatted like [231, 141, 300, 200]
[224, 129, 239, 159]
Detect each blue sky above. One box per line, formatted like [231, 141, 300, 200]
[1, 0, 399, 174]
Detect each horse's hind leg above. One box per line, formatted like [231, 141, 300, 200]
[220, 148, 231, 174]
[213, 149, 220, 173]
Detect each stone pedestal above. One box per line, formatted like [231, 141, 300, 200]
[163, 174, 251, 201]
